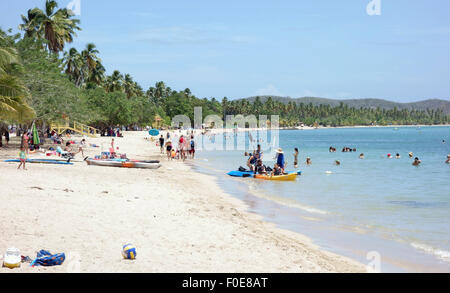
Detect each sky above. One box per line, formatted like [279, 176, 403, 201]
[1, 0, 450, 102]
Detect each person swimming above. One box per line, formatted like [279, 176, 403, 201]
[306, 157, 312, 166]
[359, 153, 365, 159]
[396, 153, 401, 159]
[412, 157, 421, 166]
[335, 160, 341, 166]
[446, 155, 450, 164]
[409, 152, 413, 158]
[387, 153, 392, 159]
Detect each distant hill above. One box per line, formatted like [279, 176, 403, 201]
[243, 96, 450, 115]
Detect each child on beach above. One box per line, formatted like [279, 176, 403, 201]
[18, 147, 27, 170]
[293, 148, 299, 168]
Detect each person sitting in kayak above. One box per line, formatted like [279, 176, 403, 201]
[255, 159, 267, 175]
[272, 163, 282, 176]
[247, 152, 258, 172]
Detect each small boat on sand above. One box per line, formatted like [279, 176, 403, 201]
[86, 159, 161, 169]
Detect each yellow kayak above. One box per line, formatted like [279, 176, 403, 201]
[254, 173, 298, 181]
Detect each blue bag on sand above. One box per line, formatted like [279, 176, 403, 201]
[30, 250, 65, 267]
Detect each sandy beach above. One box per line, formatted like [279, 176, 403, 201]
[0, 131, 365, 273]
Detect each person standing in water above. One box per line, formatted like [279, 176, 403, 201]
[359, 153, 365, 159]
[293, 148, 299, 168]
[396, 153, 401, 159]
[275, 148, 285, 172]
[445, 155, 450, 164]
[412, 157, 421, 166]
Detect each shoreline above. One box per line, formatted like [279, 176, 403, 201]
[0, 131, 365, 273]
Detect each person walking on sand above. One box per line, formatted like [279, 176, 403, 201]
[293, 148, 299, 168]
[4, 129, 9, 147]
[165, 140, 173, 160]
[159, 135, 165, 154]
[17, 147, 27, 170]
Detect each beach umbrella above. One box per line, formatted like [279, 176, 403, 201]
[32, 122, 40, 145]
[149, 129, 160, 136]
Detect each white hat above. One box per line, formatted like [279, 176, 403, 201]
[3, 247, 21, 269]
[275, 148, 284, 154]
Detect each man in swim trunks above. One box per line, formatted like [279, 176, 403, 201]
[159, 135, 165, 154]
[293, 148, 299, 168]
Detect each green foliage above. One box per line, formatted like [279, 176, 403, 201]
[2, 0, 449, 129]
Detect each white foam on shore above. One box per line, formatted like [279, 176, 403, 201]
[247, 183, 328, 215]
[411, 242, 450, 262]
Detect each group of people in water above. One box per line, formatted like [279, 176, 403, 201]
[243, 144, 449, 172]
[245, 145, 286, 176]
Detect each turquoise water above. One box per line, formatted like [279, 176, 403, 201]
[193, 126, 450, 272]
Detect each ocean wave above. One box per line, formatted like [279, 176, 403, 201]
[411, 242, 450, 262]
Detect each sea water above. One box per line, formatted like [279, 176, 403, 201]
[192, 126, 450, 272]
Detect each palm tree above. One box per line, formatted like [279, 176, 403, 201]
[63, 47, 84, 85]
[123, 74, 138, 99]
[81, 43, 100, 72]
[104, 70, 123, 93]
[18, 9, 41, 39]
[0, 34, 34, 122]
[88, 62, 105, 86]
[19, 0, 81, 53]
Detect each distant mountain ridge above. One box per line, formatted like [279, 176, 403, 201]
[243, 96, 450, 115]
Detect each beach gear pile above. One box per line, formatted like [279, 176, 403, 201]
[30, 250, 65, 267]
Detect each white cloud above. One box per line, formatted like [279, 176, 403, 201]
[133, 26, 255, 45]
[255, 85, 284, 97]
